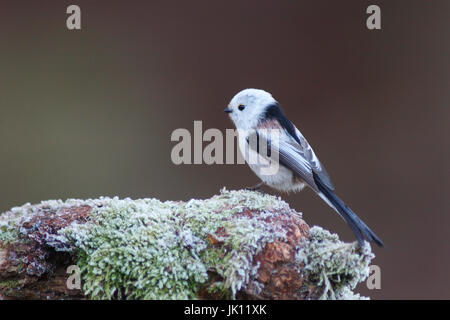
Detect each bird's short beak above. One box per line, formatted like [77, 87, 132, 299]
[224, 107, 233, 113]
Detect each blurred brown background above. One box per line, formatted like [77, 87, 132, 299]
[0, 1, 449, 299]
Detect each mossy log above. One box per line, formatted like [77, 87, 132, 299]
[0, 189, 374, 300]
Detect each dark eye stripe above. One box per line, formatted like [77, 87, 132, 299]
[238, 104, 245, 111]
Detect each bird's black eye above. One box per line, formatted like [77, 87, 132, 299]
[238, 104, 245, 111]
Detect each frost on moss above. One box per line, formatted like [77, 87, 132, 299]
[0, 204, 30, 243]
[1, 189, 376, 300]
[0, 198, 105, 245]
[60, 188, 289, 299]
[296, 226, 374, 300]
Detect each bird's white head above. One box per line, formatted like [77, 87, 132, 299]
[225, 88, 277, 130]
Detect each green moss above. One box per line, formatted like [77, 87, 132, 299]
[0, 207, 23, 243]
[1, 189, 375, 300]
[61, 189, 289, 299]
[205, 281, 229, 299]
[296, 226, 374, 300]
[0, 279, 21, 289]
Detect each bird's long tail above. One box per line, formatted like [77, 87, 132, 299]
[313, 172, 384, 247]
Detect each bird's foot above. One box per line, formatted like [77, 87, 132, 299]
[245, 182, 265, 194]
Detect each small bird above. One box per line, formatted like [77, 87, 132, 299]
[225, 88, 383, 247]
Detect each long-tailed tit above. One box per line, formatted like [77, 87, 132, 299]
[224, 88, 383, 247]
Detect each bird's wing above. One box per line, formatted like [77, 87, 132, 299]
[248, 123, 334, 191]
[291, 127, 334, 190]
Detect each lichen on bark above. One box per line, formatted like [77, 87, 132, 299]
[0, 189, 375, 300]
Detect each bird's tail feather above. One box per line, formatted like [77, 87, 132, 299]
[313, 172, 384, 247]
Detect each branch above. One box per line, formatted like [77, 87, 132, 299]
[0, 189, 374, 300]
